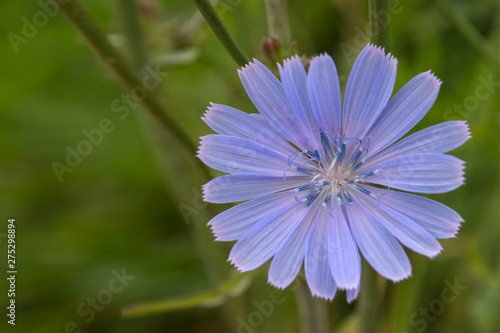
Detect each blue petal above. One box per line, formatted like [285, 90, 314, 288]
[203, 174, 307, 203]
[342, 44, 397, 138]
[366, 71, 442, 156]
[238, 59, 309, 149]
[208, 192, 296, 241]
[368, 121, 471, 168]
[203, 103, 294, 155]
[364, 153, 465, 194]
[354, 191, 443, 258]
[228, 201, 310, 272]
[279, 56, 321, 152]
[268, 208, 317, 289]
[304, 208, 338, 300]
[306, 54, 342, 137]
[198, 135, 304, 176]
[345, 203, 412, 281]
[329, 206, 361, 290]
[363, 186, 463, 238]
[346, 285, 360, 303]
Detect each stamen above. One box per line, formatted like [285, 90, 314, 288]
[283, 153, 315, 179]
[320, 131, 335, 162]
[338, 140, 346, 165]
[298, 184, 313, 191]
[306, 188, 319, 206]
[296, 167, 314, 175]
[285, 134, 387, 212]
[305, 150, 321, 164]
[353, 185, 392, 208]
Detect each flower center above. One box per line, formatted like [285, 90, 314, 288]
[284, 130, 388, 211]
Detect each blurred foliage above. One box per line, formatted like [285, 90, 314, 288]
[0, 0, 499, 332]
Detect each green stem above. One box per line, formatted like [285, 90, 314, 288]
[295, 279, 330, 333]
[115, 0, 147, 69]
[434, 0, 500, 74]
[193, 0, 250, 66]
[368, 0, 389, 48]
[52, 0, 209, 178]
[358, 259, 379, 333]
[112, 2, 247, 327]
[122, 271, 254, 318]
[357, 2, 389, 331]
[112, 0, 231, 286]
[264, 0, 292, 51]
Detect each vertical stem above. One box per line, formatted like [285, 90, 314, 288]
[112, 0, 228, 285]
[368, 0, 389, 48]
[264, 0, 292, 51]
[295, 279, 330, 333]
[113, 2, 247, 329]
[193, 0, 250, 66]
[357, 2, 389, 331]
[358, 260, 380, 333]
[115, 0, 147, 69]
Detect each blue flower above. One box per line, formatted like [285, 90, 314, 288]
[197, 44, 470, 301]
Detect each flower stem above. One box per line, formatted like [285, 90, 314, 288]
[357, 1, 389, 331]
[193, 0, 250, 67]
[434, 0, 500, 74]
[358, 259, 380, 333]
[368, 0, 389, 48]
[112, 0, 230, 285]
[264, 0, 292, 51]
[114, 0, 147, 69]
[52, 0, 210, 180]
[122, 271, 254, 318]
[295, 279, 330, 333]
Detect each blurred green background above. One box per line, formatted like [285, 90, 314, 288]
[0, 0, 499, 332]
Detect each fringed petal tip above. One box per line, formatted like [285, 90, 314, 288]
[201, 183, 208, 202]
[310, 52, 333, 62]
[428, 246, 444, 259]
[238, 58, 265, 74]
[227, 258, 252, 273]
[281, 54, 302, 66]
[208, 222, 234, 242]
[211, 230, 225, 242]
[201, 102, 216, 121]
[389, 271, 412, 283]
[309, 290, 336, 302]
[365, 42, 385, 52]
[363, 43, 398, 62]
[267, 279, 288, 291]
[196, 135, 212, 161]
[346, 286, 360, 303]
[462, 121, 473, 140]
[423, 69, 443, 86]
[195, 137, 206, 159]
[447, 223, 462, 239]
